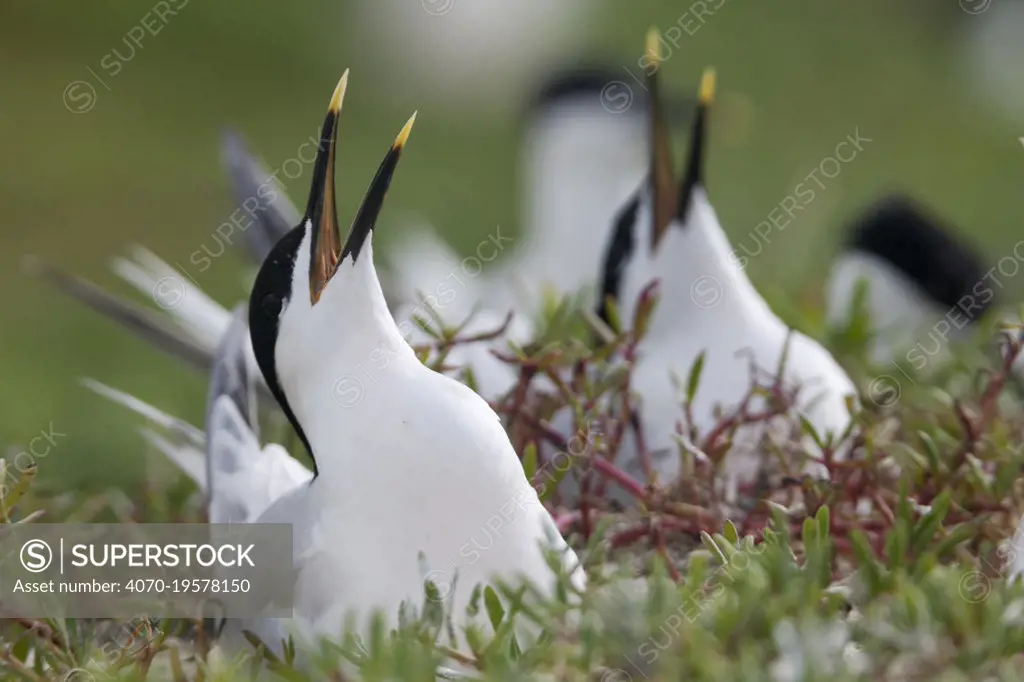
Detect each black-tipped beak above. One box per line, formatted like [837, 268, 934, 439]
[339, 112, 417, 265]
[675, 68, 715, 223]
[307, 70, 349, 306]
[646, 27, 677, 252]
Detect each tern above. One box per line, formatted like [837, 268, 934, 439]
[382, 66, 658, 401]
[595, 31, 857, 492]
[479, 66, 653, 315]
[239, 71, 583, 652]
[82, 72, 585, 663]
[825, 194, 996, 369]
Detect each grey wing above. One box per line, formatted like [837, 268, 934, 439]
[205, 306, 259, 442]
[28, 255, 277, 405]
[205, 306, 311, 523]
[220, 127, 301, 263]
[205, 307, 261, 523]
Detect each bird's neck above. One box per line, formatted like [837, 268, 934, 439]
[641, 190, 780, 338]
[279, 244, 417, 481]
[520, 108, 646, 290]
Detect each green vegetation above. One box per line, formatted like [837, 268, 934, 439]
[2, 2, 1023, 679]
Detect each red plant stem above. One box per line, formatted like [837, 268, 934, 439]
[499, 365, 537, 437]
[611, 523, 653, 548]
[652, 525, 682, 581]
[516, 411, 567, 451]
[631, 411, 654, 484]
[591, 457, 647, 500]
[657, 515, 705, 535]
[450, 310, 514, 346]
[14, 618, 63, 650]
[947, 333, 1023, 476]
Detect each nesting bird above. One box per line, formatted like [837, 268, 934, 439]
[479, 66, 653, 315]
[595, 30, 857, 491]
[132, 72, 581, 655]
[825, 194, 996, 370]
[383, 66, 657, 400]
[47, 71, 586, 662]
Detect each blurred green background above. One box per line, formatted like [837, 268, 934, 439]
[2, 0, 1021, 497]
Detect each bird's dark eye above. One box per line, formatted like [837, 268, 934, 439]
[261, 293, 282, 317]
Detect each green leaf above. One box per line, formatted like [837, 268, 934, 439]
[885, 517, 909, 570]
[537, 455, 575, 504]
[918, 431, 942, 472]
[464, 625, 486, 658]
[700, 530, 727, 564]
[466, 583, 483, 618]
[910, 492, 951, 558]
[521, 442, 537, 480]
[722, 519, 739, 546]
[798, 415, 824, 449]
[850, 530, 884, 594]
[0, 462, 37, 519]
[930, 523, 978, 559]
[685, 351, 706, 404]
[484, 586, 505, 631]
[600, 295, 621, 335]
[816, 505, 830, 540]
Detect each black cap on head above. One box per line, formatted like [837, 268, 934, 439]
[526, 63, 695, 123]
[846, 194, 994, 317]
[531, 65, 644, 114]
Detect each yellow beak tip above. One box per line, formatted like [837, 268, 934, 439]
[645, 27, 662, 65]
[394, 111, 417, 150]
[329, 69, 350, 114]
[699, 68, 717, 105]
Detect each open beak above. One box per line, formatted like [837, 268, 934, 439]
[646, 27, 677, 252]
[307, 70, 349, 306]
[675, 67, 715, 223]
[339, 112, 417, 267]
[305, 66, 416, 306]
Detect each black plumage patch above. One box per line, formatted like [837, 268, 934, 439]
[249, 225, 318, 477]
[596, 192, 641, 325]
[529, 66, 646, 118]
[845, 195, 994, 316]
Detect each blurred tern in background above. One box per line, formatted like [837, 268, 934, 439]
[480, 67, 653, 314]
[384, 66, 667, 400]
[595, 30, 857, 493]
[825, 194, 996, 369]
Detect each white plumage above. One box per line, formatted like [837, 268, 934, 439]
[595, 56, 856, 496]
[620, 190, 857, 487]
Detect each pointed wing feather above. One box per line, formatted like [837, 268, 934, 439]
[220, 127, 301, 263]
[26, 258, 213, 373]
